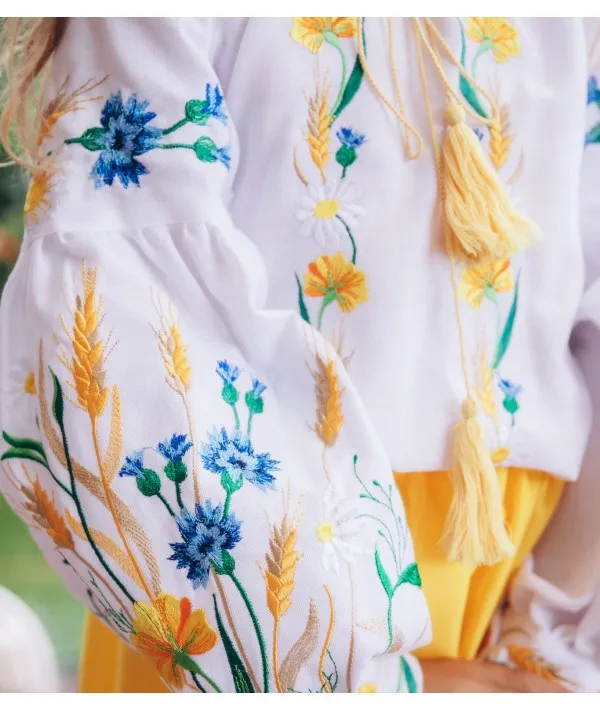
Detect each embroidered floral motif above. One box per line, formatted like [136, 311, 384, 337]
[22, 477, 75, 551]
[457, 20, 525, 452]
[304, 254, 368, 329]
[317, 483, 366, 574]
[465, 18, 520, 64]
[459, 260, 514, 308]
[131, 593, 218, 690]
[297, 182, 363, 252]
[291, 17, 357, 54]
[169, 502, 242, 589]
[65, 83, 231, 189]
[292, 18, 369, 332]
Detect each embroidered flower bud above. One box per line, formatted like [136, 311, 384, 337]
[185, 100, 211, 126]
[165, 459, 188, 484]
[193, 136, 231, 170]
[245, 377, 266, 415]
[211, 549, 236, 576]
[136, 468, 162, 497]
[499, 378, 522, 415]
[335, 127, 366, 175]
[185, 84, 228, 126]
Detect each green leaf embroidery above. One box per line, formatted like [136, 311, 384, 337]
[492, 274, 520, 370]
[331, 22, 366, 122]
[50, 368, 65, 429]
[374, 547, 393, 598]
[396, 562, 422, 589]
[400, 656, 418, 694]
[212, 594, 255, 693]
[0, 449, 48, 468]
[2, 432, 48, 462]
[295, 273, 311, 324]
[458, 21, 489, 120]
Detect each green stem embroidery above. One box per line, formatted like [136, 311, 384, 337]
[316, 290, 337, 331]
[50, 369, 135, 605]
[191, 673, 207, 693]
[193, 667, 221, 693]
[247, 413, 254, 438]
[175, 482, 184, 511]
[227, 570, 269, 693]
[295, 273, 311, 324]
[232, 403, 241, 431]
[160, 143, 194, 150]
[471, 41, 491, 78]
[337, 216, 357, 264]
[326, 34, 348, 118]
[222, 490, 232, 519]
[162, 118, 188, 136]
[157, 492, 176, 518]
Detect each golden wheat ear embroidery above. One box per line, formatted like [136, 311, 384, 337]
[310, 353, 345, 449]
[151, 294, 200, 503]
[57, 261, 155, 602]
[306, 75, 331, 182]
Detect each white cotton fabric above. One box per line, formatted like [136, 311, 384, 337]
[0, 17, 599, 691]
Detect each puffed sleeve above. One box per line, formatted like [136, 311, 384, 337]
[487, 19, 600, 692]
[0, 19, 430, 693]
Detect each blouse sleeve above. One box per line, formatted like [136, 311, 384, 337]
[487, 19, 600, 692]
[0, 19, 430, 693]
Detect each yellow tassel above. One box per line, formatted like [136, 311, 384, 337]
[444, 397, 515, 566]
[442, 103, 540, 264]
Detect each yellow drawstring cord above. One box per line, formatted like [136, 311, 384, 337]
[357, 17, 423, 160]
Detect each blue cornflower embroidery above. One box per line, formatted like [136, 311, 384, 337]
[65, 85, 232, 188]
[65, 91, 163, 188]
[250, 378, 267, 399]
[336, 127, 366, 149]
[216, 360, 241, 385]
[201, 427, 278, 490]
[168, 501, 242, 589]
[118, 450, 145, 477]
[157, 433, 192, 463]
[498, 378, 522, 400]
[335, 127, 366, 177]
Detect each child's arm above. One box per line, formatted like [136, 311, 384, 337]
[0, 18, 429, 693]
[488, 19, 600, 692]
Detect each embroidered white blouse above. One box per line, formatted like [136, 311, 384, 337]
[0, 17, 599, 692]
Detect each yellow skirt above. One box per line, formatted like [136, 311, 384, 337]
[78, 467, 564, 692]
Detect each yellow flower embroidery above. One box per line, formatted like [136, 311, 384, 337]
[24, 371, 37, 395]
[358, 682, 377, 692]
[459, 259, 514, 308]
[290, 17, 357, 53]
[304, 253, 368, 315]
[466, 18, 520, 63]
[131, 593, 217, 690]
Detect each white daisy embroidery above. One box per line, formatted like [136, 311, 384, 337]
[316, 481, 367, 573]
[296, 181, 363, 249]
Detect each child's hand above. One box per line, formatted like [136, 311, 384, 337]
[422, 659, 569, 693]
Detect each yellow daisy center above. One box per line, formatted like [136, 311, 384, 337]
[316, 520, 336, 542]
[313, 198, 339, 220]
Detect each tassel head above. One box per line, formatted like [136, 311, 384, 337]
[442, 101, 541, 264]
[443, 397, 515, 566]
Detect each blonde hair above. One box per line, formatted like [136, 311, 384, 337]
[0, 18, 66, 168]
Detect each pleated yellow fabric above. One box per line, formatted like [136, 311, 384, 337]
[78, 467, 564, 692]
[395, 467, 565, 660]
